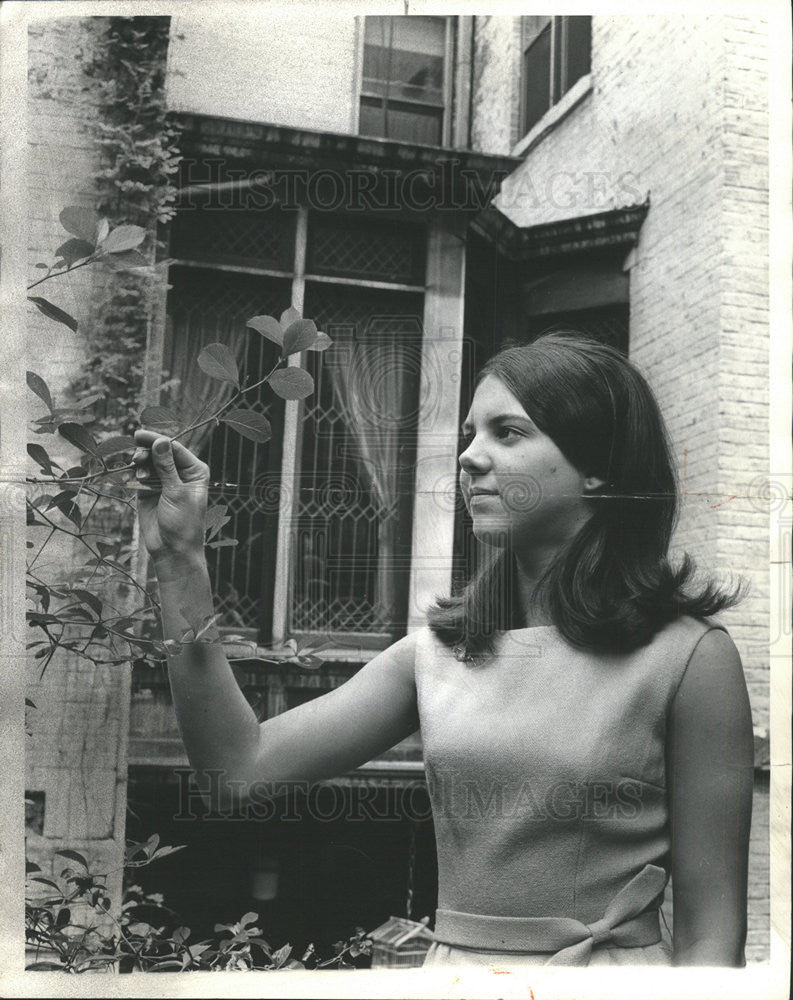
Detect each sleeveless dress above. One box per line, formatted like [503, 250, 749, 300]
[414, 615, 727, 967]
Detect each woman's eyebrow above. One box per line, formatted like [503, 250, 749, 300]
[460, 413, 533, 434]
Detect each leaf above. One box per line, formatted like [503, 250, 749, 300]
[96, 435, 135, 457]
[239, 911, 260, 928]
[246, 315, 283, 348]
[270, 944, 292, 969]
[282, 319, 318, 357]
[139, 405, 179, 430]
[96, 217, 110, 243]
[280, 306, 301, 328]
[28, 296, 78, 333]
[27, 443, 60, 476]
[55, 238, 95, 268]
[172, 925, 191, 944]
[221, 409, 272, 443]
[55, 849, 88, 870]
[73, 392, 104, 410]
[54, 907, 72, 930]
[306, 331, 333, 352]
[204, 504, 229, 540]
[268, 367, 314, 400]
[45, 489, 77, 511]
[102, 224, 146, 253]
[26, 371, 53, 412]
[58, 422, 98, 456]
[197, 343, 239, 388]
[102, 249, 151, 271]
[29, 876, 62, 890]
[59, 206, 99, 243]
[50, 497, 82, 529]
[69, 589, 103, 618]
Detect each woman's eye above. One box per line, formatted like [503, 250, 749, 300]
[496, 427, 520, 440]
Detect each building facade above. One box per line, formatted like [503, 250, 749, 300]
[26, 11, 771, 961]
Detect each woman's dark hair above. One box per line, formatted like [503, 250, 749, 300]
[426, 331, 743, 657]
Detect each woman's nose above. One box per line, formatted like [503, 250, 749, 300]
[458, 437, 490, 473]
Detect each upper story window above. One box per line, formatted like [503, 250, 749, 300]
[359, 15, 451, 146]
[521, 15, 591, 136]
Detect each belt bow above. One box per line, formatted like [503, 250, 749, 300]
[543, 863, 668, 965]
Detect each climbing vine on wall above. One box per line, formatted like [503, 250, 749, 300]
[70, 15, 182, 434]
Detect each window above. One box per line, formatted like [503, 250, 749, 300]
[359, 15, 452, 146]
[166, 206, 426, 647]
[521, 15, 591, 136]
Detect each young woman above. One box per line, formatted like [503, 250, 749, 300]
[133, 331, 754, 968]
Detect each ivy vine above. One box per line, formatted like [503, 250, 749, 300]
[70, 15, 182, 434]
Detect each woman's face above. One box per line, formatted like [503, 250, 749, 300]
[459, 375, 596, 553]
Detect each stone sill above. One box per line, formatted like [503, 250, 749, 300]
[511, 73, 594, 160]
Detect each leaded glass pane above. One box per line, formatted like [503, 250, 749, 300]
[307, 213, 425, 284]
[169, 207, 296, 270]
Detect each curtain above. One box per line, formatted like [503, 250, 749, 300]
[325, 330, 408, 623]
[167, 315, 250, 458]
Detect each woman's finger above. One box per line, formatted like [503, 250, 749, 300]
[134, 429, 205, 477]
[149, 437, 182, 488]
[134, 428, 162, 448]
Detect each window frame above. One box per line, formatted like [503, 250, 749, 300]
[357, 14, 455, 147]
[167, 205, 428, 652]
[519, 14, 592, 142]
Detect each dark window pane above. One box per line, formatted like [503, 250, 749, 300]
[563, 15, 592, 94]
[523, 20, 552, 134]
[308, 212, 426, 284]
[363, 47, 444, 103]
[359, 97, 387, 139]
[169, 207, 295, 271]
[361, 16, 446, 142]
[360, 96, 443, 145]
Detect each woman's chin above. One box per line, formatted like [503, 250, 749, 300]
[470, 517, 512, 547]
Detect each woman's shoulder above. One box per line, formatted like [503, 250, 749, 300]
[650, 612, 732, 649]
[646, 614, 741, 698]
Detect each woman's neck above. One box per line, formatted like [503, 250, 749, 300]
[511, 552, 555, 628]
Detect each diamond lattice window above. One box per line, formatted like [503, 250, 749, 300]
[169, 207, 296, 270]
[165, 268, 291, 637]
[293, 282, 424, 636]
[307, 213, 425, 285]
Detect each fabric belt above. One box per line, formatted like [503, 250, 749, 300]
[432, 863, 668, 966]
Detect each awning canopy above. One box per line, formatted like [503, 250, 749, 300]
[174, 113, 522, 216]
[472, 199, 651, 261]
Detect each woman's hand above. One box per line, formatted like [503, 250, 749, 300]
[132, 429, 210, 578]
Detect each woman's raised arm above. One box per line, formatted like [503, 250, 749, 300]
[666, 627, 754, 966]
[133, 431, 420, 807]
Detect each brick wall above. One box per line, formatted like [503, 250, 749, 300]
[717, 14, 770, 719]
[26, 16, 130, 904]
[470, 16, 520, 155]
[478, 14, 770, 961]
[166, 10, 360, 133]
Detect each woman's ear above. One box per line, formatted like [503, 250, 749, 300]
[583, 475, 607, 494]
